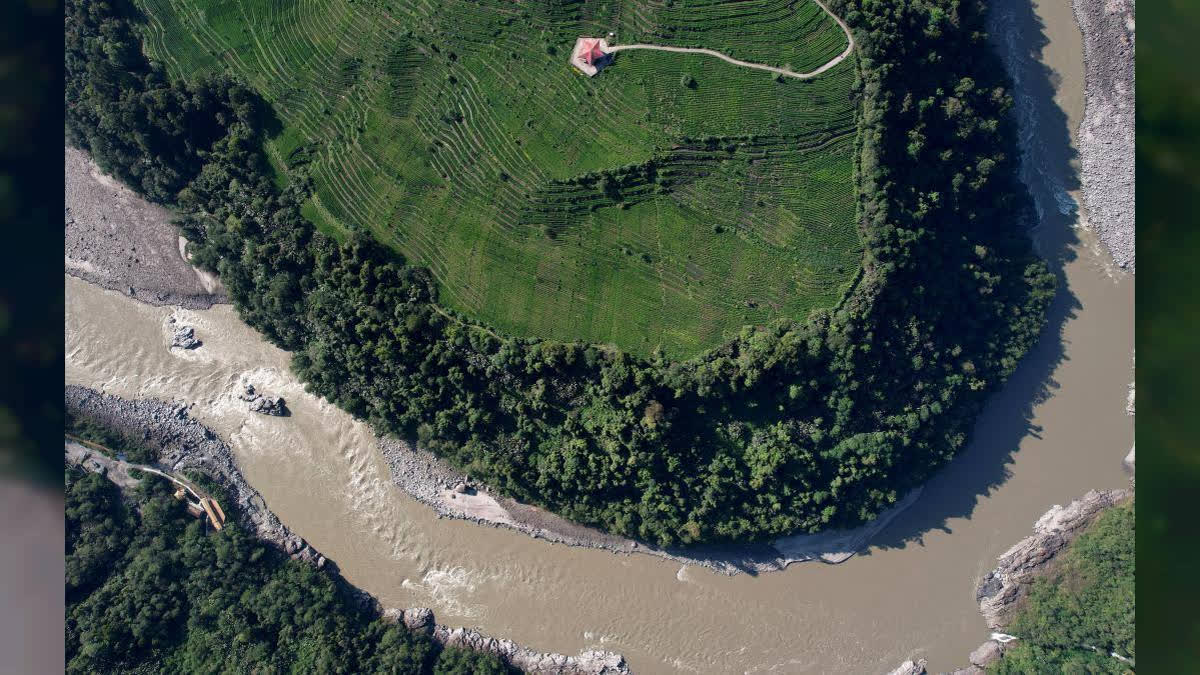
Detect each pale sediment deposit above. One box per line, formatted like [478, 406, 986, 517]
[1072, 0, 1135, 270]
[65, 145, 227, 307]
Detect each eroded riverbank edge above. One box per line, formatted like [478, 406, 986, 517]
[65, 385, 631, 675]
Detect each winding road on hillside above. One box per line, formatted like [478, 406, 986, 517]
[606, 0, 854, 79]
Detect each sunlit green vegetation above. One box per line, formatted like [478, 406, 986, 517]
[992, 501, 1135, 673]
[66, 409, 157, 464]
[131, 0, 858, 358]
[65, 466, 515, 673]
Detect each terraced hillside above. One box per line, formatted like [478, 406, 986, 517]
[136, 0, 860, 358]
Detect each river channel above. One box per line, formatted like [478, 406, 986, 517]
[65, 0, 1132, 671]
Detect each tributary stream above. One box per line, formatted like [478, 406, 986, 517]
[65, 0, 1132, 671]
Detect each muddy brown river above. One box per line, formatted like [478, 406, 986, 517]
[65, 0, 1132, 671]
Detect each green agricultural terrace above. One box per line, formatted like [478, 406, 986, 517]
[135, 0, 862, 358]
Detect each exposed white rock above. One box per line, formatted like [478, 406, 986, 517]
[384, 607, 630, 674]
[884, 658, 927, 675]
[976, 488, 1131, 628]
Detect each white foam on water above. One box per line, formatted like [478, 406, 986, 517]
[412, 566, 487, 618]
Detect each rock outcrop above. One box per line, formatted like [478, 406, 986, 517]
[239, 383, 288, 416]
[976, 488, 1131, 629]
[885, 658, 927, 675]
[169, 321, 201, 349]
[968, 639, 1004, 667]
[384, 608, 630, 674]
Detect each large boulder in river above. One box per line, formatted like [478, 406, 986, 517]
[969, 640, 1003, 667]
[239, 383, 288, 416]
[170, 323, 201, 349]
[249, 395, 287, 416]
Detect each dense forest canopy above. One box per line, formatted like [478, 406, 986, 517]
[66, 0, 1053, 546]
[65, 467, 513, 673]
[991, 501, 1135, 673]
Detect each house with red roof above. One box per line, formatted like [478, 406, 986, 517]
[570, 37, 612, 76]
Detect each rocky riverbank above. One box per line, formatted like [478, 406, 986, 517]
[886, 487, 1133, 674]
[65, 145, 227, 307]
[1072, 0, 1135, 271]
[384, 608, 629, 674]
[65, 385, 325, 567]
[64, 385, 629, 675]
[976, 486, 1132, 629]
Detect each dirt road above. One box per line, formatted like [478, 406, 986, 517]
[606, 0, 854, 80]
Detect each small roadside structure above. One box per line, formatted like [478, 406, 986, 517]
[570, 37, 612, 76]
[200, 497, 226, 531]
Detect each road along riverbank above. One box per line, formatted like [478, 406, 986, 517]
[66, 386, 326, 566]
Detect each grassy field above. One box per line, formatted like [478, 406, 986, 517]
[135, 0, 861, 358]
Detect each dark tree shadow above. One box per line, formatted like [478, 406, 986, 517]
[583, 0, 1091, 572]
[863, 0, 1086, 553]
[253, 94, 286, 142]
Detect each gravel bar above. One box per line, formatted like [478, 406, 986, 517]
[1072, 0, 1135, 271]
[65, 145, 228, 307]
